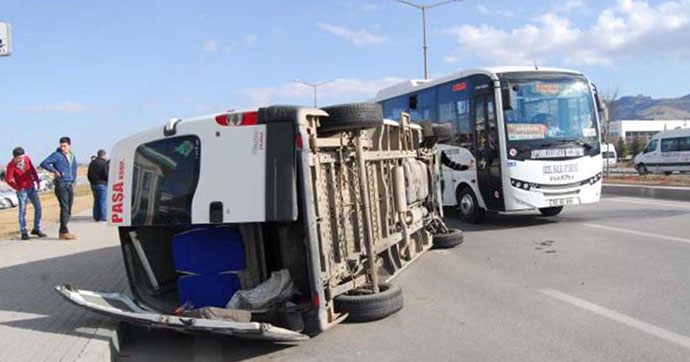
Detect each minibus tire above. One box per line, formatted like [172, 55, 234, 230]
[334, 283, 403, 322]
[320, 103, 383, 133]
[433, 228, 464, 248]
[257, 106, 299, 123]
[457, 187, 484, 223]
[637, 164, 648, 175]
[538, 206, 563, 217]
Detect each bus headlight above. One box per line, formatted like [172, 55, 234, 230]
[588, 173, 602, 185]
[510, 178, 531, 191]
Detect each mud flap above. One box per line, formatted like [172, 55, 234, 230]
[54, 285, 308, 342]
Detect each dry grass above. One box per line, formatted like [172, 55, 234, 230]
[0, 184, 94, 238]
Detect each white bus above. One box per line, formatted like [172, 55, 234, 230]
[634, 128, 690, 175]
[374, 66, 604, 222]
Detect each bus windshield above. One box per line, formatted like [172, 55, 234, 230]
[503, 75, 598, 156]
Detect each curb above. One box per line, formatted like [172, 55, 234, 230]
[603, 183, 690, 202]
[75, 321, 129, 362]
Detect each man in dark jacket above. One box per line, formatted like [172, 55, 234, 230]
[6, 147, 46, 240]
[41, 137, 78, 240]
[87, 149, 109, 222]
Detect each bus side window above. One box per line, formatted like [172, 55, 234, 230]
[487, 98, 497, 151]
[475, 99, 486, 149]
[382, 96, 407, 122]
[409, 88, 437, 123]
[409, 95, 418, 110]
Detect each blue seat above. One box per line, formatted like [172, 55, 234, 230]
[171, 226, 245, 275]
[171, 226, 246, 307]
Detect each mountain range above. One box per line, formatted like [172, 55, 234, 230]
[612, 93, 690, 120]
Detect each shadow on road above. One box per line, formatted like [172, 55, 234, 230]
[0, 246, 126, 345]
[119, 326, 292, 361]
[443, 207, 557, 232]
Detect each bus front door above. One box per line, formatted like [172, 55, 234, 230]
[473, 91, 505, 211]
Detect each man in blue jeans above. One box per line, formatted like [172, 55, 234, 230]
[87, 149, 109, 221]
[6, 147, 46, 240]
[41, 137, 78, 240]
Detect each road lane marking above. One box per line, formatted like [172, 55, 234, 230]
[583, 223, 690, 245]
[604, 197, 690, 210]
[540, 289, 690, 351]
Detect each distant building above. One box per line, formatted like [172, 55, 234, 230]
[610, 120, 690, 144]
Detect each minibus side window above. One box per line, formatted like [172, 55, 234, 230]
[661, 138, 680, 153]
[646, 139, 658, 153]
[680, 137, 690, 152]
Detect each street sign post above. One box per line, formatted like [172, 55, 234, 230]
[0, 22, 12, 56]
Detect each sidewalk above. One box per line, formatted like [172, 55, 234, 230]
[0, 211, 127, 362]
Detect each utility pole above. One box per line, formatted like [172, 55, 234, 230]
[293, 79, 333, 108]
[392, 0, 464, 80]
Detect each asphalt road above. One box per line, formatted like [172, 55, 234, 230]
[118, 196, 690, 362]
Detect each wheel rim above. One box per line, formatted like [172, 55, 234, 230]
[640, 165, 647, 174]
[460, 193, 474, 216]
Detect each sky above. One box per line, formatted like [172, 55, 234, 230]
[1, 0, 689, 163]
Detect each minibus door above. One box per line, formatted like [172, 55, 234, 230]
[55, 285, 308, 341]
[472, 88, 504, 211]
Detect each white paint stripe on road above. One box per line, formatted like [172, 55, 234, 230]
[583, 223, 690, 245]
[604, 197, 690, 210]
[540, 289, 690, 351]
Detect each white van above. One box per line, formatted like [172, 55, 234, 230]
[634, 128, 690, 175]
[54, 104, 459, 341]
[601, 143, 617, 167]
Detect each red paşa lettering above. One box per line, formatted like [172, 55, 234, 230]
[111, 160, 125, 224]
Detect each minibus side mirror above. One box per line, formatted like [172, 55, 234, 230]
[501, 83, 513, 111]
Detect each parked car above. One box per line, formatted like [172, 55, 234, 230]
[0, 186, 18, 209]
[634, 128, 690, 175]
[56, 104, 461, 341]
[37, 172, 53, 192]
[601, 143, 617, 167]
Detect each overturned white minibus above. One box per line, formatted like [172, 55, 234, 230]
[55, 103, 460, 341]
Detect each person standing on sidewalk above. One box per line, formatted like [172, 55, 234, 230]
[87, 149, 109, 222]
[5, 147, 47, 240]
[41, 137, 78, 240]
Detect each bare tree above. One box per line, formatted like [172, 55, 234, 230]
[601, 87, 619, 176]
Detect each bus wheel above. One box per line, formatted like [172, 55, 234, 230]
[637, 164, 648, 175]
[538, 206, 563, 217]
[433, 228, 464, 248]
[457, 187, 484, 223]
[319, 103, 383, 134]
[334, 283, 403, 323]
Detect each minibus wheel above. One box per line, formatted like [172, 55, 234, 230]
[320, 103, 383, 133]
[637, 164, 648, 175]
[334, 283, 403, 322]
[433, 228, 464, 248]
[457, 187, 484, 223]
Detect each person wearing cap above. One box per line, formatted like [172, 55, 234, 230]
[87, 149, 109, 222]
[6, 147, 46, 240]
[40, 136, 78, 240]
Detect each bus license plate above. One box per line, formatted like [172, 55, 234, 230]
[549, 197, 575, 207]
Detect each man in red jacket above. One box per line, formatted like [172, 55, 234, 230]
[6, 147, 46, 240]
